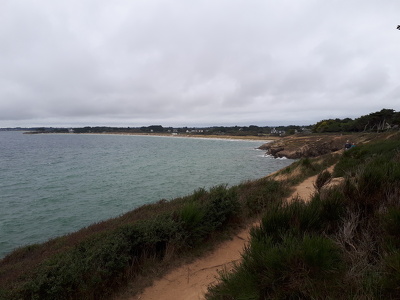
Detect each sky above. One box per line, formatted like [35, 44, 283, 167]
[1, 0, 399, 128]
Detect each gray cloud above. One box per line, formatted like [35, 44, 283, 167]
[1, 0, 399, 127]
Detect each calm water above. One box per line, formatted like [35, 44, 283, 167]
[0, 132, 293, 258]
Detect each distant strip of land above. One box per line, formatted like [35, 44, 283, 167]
[79, 132, 279, 141]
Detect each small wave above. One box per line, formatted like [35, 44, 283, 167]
[259, 154, 287, 160]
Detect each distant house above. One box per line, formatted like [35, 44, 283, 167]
[271, 128, 286, 136]
[68, 128, 74, 133]
[186, 129, 204, 133]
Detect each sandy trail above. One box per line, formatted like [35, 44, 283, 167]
[130, 170, 328, 300]
[131, 226, 253, 300]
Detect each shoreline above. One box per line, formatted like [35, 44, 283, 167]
[115, 133, 276, 142]
[75, 132, 280, 142]
[24, 130, 280, 143]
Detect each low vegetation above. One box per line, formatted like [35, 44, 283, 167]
[0, 176, 298, 299]
[206, 132, 400, 299]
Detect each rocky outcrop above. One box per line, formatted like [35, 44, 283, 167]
[259, 135, 353, 159]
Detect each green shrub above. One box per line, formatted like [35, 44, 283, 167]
[382, 208, 400, 250]
[334, 139, 400, 177]
[300, 157, 314, 170]
[203, 185, 240, 230]
[283, 153, 339, 186]
[343, 158, 400, 214]
[190, 187, 207, 202]
[243, 179, 287, 214]
[253, 195, 345, 243]
[206, 265, 259, 300]
[383, 208, 400, 238]
[4, 183, 247, 300]
[357, 160, 388, 197]
[313, 188, 346, 232]
[179, 202, 206, 229]
[133, 214, 182, 253]
[18, 214, 185, 300]
[178, 201, 207, 246]
[381, 250, 400, 298]
[250, 203, 293, 243]
[207, 234, 343, 299]
[314, 170, 332, 192]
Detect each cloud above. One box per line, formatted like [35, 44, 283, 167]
[0, 0, 399, 127]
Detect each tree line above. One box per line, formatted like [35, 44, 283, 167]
[21, 108, 400, 135]
[312, 108, 400, 133]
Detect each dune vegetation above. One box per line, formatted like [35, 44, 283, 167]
[206, 132, 400, 299]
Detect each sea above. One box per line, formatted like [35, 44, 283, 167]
[0, 131, 294, 258]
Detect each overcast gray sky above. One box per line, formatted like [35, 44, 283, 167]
[1, 0, 399, 127]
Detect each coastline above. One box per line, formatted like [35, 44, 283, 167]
[127, 133, 277, 143]
[24, 130, 280, 142]
[73, 132, 280, 143]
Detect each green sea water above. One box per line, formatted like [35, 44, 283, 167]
[0, 131, 293, 258]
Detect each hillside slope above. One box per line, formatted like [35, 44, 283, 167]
[207, 132, 400, 299]
[125, 166, 328, 300]
[258, 133, 371, 158]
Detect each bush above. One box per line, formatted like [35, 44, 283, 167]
[207, 234, 343, 299]
[313, 188, 346, 232]
[381, 251, 400, 298]
[314, 170, 332, 192]
[19, 215, 184, 300]
[381, 208, 400, 251]
[342, 159, 400, 214]
[300, 157, 314, 170]
[178, 201, 207, 246]
[253, 195, 345, 244]
[2, 182, 250, 300]
[334, 139, 400, 177]
[202, 185, 240, 230]
[242, 179, 287, 214]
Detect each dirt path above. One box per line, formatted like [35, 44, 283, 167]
[130, 170, 327, 300]
[131, 226, 253, 300]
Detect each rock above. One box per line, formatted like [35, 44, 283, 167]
[268, 146, 284, 156]
[259, 135, 353, 159]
